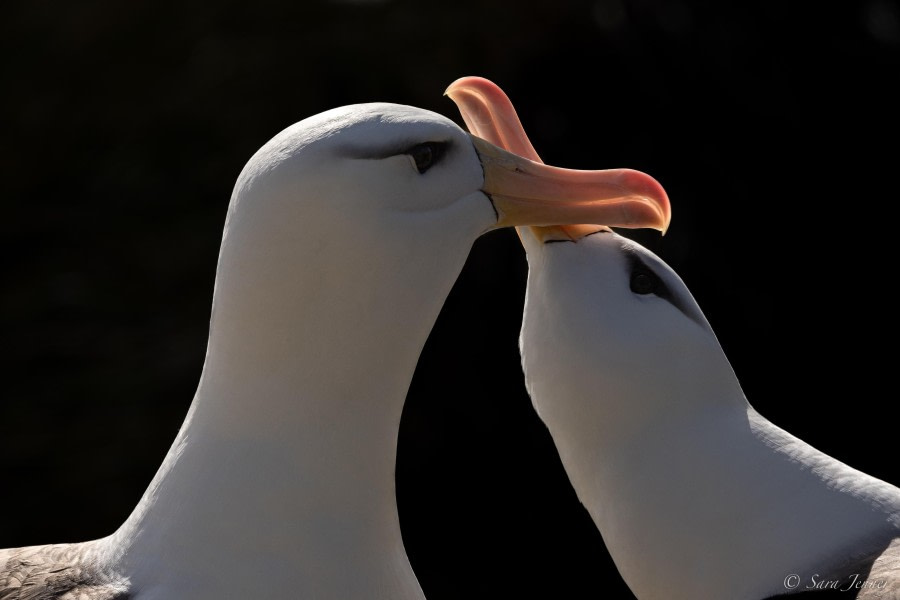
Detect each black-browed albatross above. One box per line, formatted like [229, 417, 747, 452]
[1, 94, 670, 599]
[448, 76, 900, 600]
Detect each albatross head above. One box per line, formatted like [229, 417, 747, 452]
[207, 104, 504, 413]
[446, 76, 743, 440]
[516, 231, 744, 439]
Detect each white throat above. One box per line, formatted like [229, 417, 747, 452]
[105, 338, 428, 599]
[98, 242, 447, 598]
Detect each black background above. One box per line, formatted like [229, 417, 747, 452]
[3, 1, 899, 598]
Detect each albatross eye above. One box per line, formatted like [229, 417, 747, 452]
[407, 142, 446, 174]
[630, 270, 658, 295]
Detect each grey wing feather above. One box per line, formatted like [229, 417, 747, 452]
[0, 543, 129, 600]
[856, 537, 900, 600]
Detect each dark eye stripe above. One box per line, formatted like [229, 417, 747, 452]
[340, 139, 452, 164]
[624, 251, 705, 326]
[626, 253, 668, 297]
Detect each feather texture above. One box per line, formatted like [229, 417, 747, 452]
[0, 543, 128, 600]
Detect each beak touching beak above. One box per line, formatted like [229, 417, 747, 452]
[446, 76, 671, 242]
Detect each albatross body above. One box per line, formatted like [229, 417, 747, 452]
[518, 230, 900, 600]
[447, 77, 900, 600]
[2, 95, 669, 599]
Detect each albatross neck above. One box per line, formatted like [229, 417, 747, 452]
[556, 382, 900, 600]
[107, 262, 446, 599]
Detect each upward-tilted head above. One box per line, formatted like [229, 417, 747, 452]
[518, 230, 744, 447]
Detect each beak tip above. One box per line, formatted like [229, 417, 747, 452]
[444, 76, 481, 99]
[660, 206, 672, 235]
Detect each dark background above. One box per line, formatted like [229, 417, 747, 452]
[2, 1, 898, 598]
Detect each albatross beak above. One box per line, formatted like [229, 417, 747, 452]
[447, 76, 671, 240]
[473, 138, 670, 232]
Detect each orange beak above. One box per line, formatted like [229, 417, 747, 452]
[446, 76, 671, 242]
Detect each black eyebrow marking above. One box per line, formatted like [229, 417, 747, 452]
[543, 228, 612, 245]
[622, 248, 706, 327]
[341, 139, 453, 160]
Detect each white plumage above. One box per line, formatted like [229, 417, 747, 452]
[520, 230, 900, 599]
